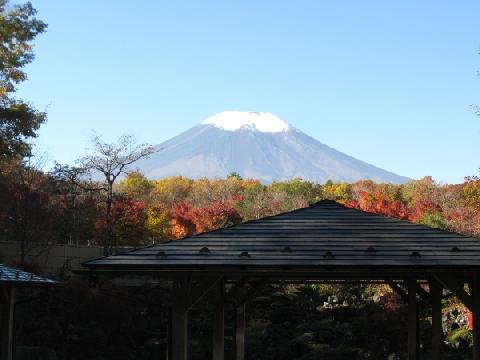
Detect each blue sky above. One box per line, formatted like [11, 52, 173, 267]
[15, 0, 480, 183]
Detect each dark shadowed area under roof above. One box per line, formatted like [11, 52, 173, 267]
[82, 200, 480, 277]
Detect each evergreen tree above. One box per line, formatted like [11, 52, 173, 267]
[0, 0, 47, 161]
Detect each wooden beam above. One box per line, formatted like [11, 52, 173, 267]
[429, 278, 443, 360]
[407, 279, 418, 360]
[166, 308, 172, 360]
[172, 278, 189, 360]
[187, 277, 222, 311]
[78, 267, 480, 282]
[224, 278, 250, 303]
[435, 275, 472, 311]
[387, 280, 408, 303]
[212, 280, 225, 360]
[472, 274, 480, 360]
[0, 287, 15, 360]
[234, 303, 246, 360]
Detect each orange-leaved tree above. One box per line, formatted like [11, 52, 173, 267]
[170, 202, 196, 239]
[171, 200, 242, 239]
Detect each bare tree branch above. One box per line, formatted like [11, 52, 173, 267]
[78, 132, 155, 255]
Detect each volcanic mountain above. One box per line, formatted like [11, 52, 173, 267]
[137, 111, 409, 184]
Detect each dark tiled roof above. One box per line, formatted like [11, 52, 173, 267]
[82, 200, 480, 273]
[0, 265, 58, 286]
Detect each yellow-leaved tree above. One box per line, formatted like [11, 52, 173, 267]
[464, 176, 480, 211]
[146, 205, 171, 243]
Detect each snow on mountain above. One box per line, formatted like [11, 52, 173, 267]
[201, 111, 290, 132]
[136, 111, 410, 184]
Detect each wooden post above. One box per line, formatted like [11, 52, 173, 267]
[473, 275, 480, 360]
[166, 308, 172, 360]
[212, 280, 225, 360]
[234, 303, 246, 360]
[430, 278, 443, 360]
[407, 279, 418, 360]
[0, 287, 15, 360]
[172, 278, 188, 360]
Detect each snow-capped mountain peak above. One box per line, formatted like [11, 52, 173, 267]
[201, 111, 290, 133]
[136, 111, 410, 184]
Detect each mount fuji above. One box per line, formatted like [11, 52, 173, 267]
[136, 111, 409, 184]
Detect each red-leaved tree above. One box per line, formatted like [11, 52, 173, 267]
[95, 195, 148, 246]
[408, 201, 442, 223]
[171, 200, 242, 239]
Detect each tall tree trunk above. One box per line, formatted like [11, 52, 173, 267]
[104, 181, 114, 256]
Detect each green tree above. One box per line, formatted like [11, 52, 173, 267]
[227, 171, 243, 180]
[117, 170, 154, 200]
[269, 178, 322, 209]
[0, 1, 47, 161]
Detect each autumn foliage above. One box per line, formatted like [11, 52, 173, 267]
[171, 199, 242, 239]
[77, 173, 480, 243]
[346, 192, 409, 220]
[408, 201, 442, 223]
[170, 202, 197, 239]
[94, 195, 148, 246]
[2, 162, 480, 249]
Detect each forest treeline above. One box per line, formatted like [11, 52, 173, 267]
[2, 161, 480, 358]
[1, 155, 479, 261]
[116, 170, 480, 241]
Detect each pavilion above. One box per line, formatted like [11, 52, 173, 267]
[82, 200, 480, 360]
[0, 265, 58, 360]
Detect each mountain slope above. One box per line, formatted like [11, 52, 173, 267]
[137, 111, 409, 184]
